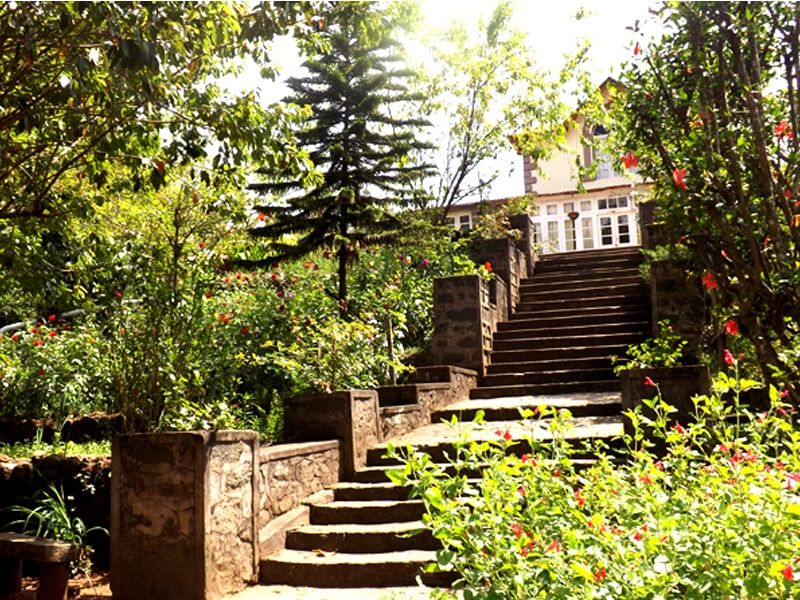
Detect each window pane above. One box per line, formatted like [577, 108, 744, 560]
[563, 202, 574, 213]
[600, 217, 613, 246]
[546, 204, 557, 216]
[581, 217, 594, 249]
[618, 196, 629, 208]
[532, 222, 542, 244]
[598, 199, 607, 210]
[618, 215, 630, 244]
[564, 219, 576, 251]
[608, 197, 618, 209]
[580, 200, 592, 212]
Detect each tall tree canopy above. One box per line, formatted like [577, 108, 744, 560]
[249, 2, 432, 314]
[0, 1, 318, 221]
[614, 1, 800, 387]
[415, 1, 584, 218]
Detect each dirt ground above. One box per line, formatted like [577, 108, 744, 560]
[21, 571, 111, 599]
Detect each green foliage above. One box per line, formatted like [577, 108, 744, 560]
[611, 2, 800, 388]
[0, 1, 318, 222]
[6, 483, 108, 576]
[249, 2, 433, 312]
[416, 1, 589, 216]
[390, 364, 800, 599]
[612, 320, 689, 374]
[0, 319, 113, 423]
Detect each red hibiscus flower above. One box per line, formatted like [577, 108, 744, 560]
[594, 566, 607, 583]
[781, 563, 794, 581]
[511, 523, 523, 539]
[633, 42, 640, 56]
[644, 376, 656, 387]
[621, 151, 638, 169]
[672, 168, 688, 191]
[725, 319, 739, 336]
[484, 261, 493, 273]
[723, 348, 735, 366]
[672, 422, 686, 434]
[775, 120, 794, 139]
[701, 271, 719, 290]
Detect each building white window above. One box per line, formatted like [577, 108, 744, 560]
[458, 214, 471, 231]
[444, 217, 455, 228]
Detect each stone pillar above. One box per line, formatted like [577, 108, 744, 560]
[111, 431, 259, 600]
[508, 214, 536, 275]
[470, 238, 528, 313]
[431, 275, 506, 377]
[283, 391, 381, 478]
[650, 260, 705, 358]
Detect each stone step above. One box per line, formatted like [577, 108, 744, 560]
[494, 320, 649, 341]
[285, 521, 438, 553]
[260, 549, 455, 587]
[333, 481, 413, 502]
[535, 255, 642, 273]
[489, 344, 631, 364]
[492, 331, 646, 352]
[310, 500, 425, 525]
[520, 270, 642, 287]
[469, 379, 620, 399]
[499, 310, 650, 330]
[510, 303, 650, 322]
[538, 247, 641, 262]
[369, 416, 624, 466]
[514, 293, 647, 313]
[433, 393, 621, 422]
[481, 368, 615, 387]
[519, 282, 646, 302]
[486, 356, 612, 374]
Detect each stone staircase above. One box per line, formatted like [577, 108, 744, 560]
[473, 247, 650, 399]
[257, 247, 650, 593]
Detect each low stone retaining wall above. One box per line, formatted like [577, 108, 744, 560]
[378, 366, 477, 439]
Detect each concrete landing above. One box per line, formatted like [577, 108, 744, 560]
[222, 586, 435, 599]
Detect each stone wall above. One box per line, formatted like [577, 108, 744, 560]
[378, 366, 477, 439]
[111, 431, 259, 600]
[258, 441, 340, 527]
[431, 275, 508, 376]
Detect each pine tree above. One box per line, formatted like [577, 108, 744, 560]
[249, 4, 432, 315]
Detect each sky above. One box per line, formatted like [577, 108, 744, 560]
[236, 0, 663, 201]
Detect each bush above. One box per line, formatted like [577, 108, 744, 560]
[389, 357, 800, 599]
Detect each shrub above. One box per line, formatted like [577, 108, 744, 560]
[389, 359, 800, 599]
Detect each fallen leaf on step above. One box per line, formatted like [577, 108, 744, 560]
[313, 548, 326, 557]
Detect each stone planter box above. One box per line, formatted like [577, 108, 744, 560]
[620, 365, 710, 436]
[112, 431, 259, 600]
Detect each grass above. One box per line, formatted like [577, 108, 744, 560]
[0, 437, 110, 460]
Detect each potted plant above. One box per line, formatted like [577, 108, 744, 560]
[613, 320, 710, 435]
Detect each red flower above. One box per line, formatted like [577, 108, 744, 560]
[49, 331, 57, 338]
[198, 242, 206, 249]
[494, 428, 512, 441]
[672, 422, 686, 434]
[654, 460, 665, 471]
[701, 271, 719, 290]
[114, 291, 123, 299]
[785, 189, 794, 199]
[644, 376, 656, 387]
[633, 530, 643, 541]
[48, 314, 56, 322]
[787, 472, 800, 491]
[633, 42, 640, 56]
[546, 539, 562, 552]
[511, 523, 523, 539]
[672, 168, 688, 191]
[11, 334, 20, 343]
[218, 313, 233, 325]
[782, 563, 794, 581]
[775, 120, 794, 139]
[517, 485, 526, 496]
[717, 442, 731, 454]
[257, 212, 266, 222]
[575, 489, 585, 508]
[240, 327, 249, 335]
[639, 473, 653, 484]
[723, 348, 735, 366]
[621, 151, 639, 169]
[594, 566, 607, 583]
[37, 368, 46, 377]
[484, 261, 493, 273]
[780, 389, 790, 399]
[32, 339, 43, 347]
[725, 319, 739, 336]
[31, 327, 39, 335]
